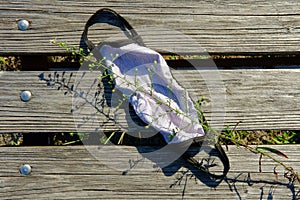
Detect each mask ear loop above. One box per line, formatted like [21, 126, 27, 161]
[83, 8, 144, 52]
[182, 139, 230, 179]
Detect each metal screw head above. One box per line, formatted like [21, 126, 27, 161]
[20, 164, 31, 175]
[20, 91, 32, 102]
[17, 19, 30, 31]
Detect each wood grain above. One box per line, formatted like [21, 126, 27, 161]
[1, 0, 300, 54]
[0, 145, 299, 199]
[0, 69, 300, 132]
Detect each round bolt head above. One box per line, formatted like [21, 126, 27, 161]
[17, 19, 30, 31]
[20, 164, 31, 175]
[20, 91, 32, 102]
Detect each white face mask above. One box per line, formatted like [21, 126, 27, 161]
[100, 43, 205, 144]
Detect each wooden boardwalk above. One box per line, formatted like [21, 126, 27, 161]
[0, 0, 300, 199]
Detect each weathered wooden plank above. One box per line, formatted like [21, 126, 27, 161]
[0, 145, 299, 199]
[1, 0, 300, 54]
[0, 69, 300, 132]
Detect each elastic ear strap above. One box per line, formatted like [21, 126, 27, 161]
[83, 8, 140, 51]
[214, 142, 230, 178]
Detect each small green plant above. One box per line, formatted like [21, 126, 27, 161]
[220, 129, 298, 145]
[269, 130, 297, 144]
[218, 127, 299, 184]
[0, 56, 21, 71]
[0, 133, 23, 146]
[167, 55, 177, 60]
[0, 57, 5, 65]
[53, 132, 85, 145]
